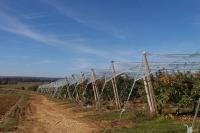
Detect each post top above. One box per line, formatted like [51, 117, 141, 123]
[143, 51, 147, 54]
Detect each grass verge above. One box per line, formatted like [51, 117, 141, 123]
[101, 117, 186, 133]
[0, 94, 29, 132]
[44, 96, 193, 133]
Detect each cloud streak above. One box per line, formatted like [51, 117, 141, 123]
[0, 10, 135, 60]
[0, 8, 137, 75]
[23, 12, 49, 20]
[42, 0, 127, 39]
[0, 11, 110, 57]
[0, 12, 58, 46]
[72, 58, 93, 70]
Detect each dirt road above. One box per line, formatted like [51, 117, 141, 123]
[17, 94, 96, 133]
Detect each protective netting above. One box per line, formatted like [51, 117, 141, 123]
[116, 53, 200, 116]
[148, 52, 200, 73]
[38, 52, 200, 110]
[38, 78, 68, 89]
[114, 61, 145, 81]
[38, 52, 200, 93]
[36, 52, 200, 132]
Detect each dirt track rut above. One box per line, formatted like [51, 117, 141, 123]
[17, 94, 95, 133]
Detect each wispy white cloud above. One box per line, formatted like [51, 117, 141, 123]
[0, 12, 57, 46]
[0, 8, 138, 75]
[42, 0, 127, 39]
[72, 58, 93, 70]
[75, 45, 108, 57]
[71, 49, 138, 71]
[0, 10, 135, 60]
[0, 11, 110, 57]
[23, 12, 49, 20]
[20, 59, 57, 68]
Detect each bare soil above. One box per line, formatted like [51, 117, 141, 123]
[16, 94, 96, 133]
[0, 95, 20, 120]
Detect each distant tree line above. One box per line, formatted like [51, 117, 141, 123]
[0, 76, 60, 85]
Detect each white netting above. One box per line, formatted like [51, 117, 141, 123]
[148, 52, 200, 73]
[38, 78, 68, 89]
[114, 61, 145, 81]
[38, 52, 200, 109]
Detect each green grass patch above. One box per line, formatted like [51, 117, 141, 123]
[0, 93, 29, 132]
[0, 117, 18, 132]
[87, 111, 134, 121]
[86, 110, 190, 133]
[86, 110, 151, 122]
[0, 82, 41, 90]
[101, 117, 186, 133]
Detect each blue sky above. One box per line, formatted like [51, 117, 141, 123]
[0, 0, 200, 77]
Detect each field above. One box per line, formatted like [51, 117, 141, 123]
[0, 94, 20, 119]
[0, 88, 29, 132]
[0, 80, 200, 133]
[0, 82, 42, 90]
[0, 80, 49, 132]
[0, 88, 199, 133]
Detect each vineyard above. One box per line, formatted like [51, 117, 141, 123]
[37, 52, 200, 133]
[1, 52, 200, 132]
[1, 0, 200, 132]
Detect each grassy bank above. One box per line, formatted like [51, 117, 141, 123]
[101, 117, 186, 133]
[0, 92, 29, 132]
[45, 95, 198, 133]
[0, 82, 41, 90]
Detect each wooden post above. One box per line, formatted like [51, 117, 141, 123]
[80, 72, 85, 95]
[79, 72, 85, 103]
[67, 85, 72, 99]
[72, 75, 80, 102]
[66, 78, 72, 99]
[143, 51, 158, 114]
[192, 98, 200, 129]
[91, 69, 100, 108]
[53, 87, 58, 98]
[91, 70, 97, 102]
[143, 76, 153, 113]
[111, 61, 121, 110]
[57, 87, 62, 99]
[111, 79, 118, 109]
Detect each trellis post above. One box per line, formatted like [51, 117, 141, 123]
[72, 74, 80, 102]
[111, 61, 121, 110]
[192, 98, 200, 129]
[91, 69, 100, 108]
[66, 78, 72, 100]
[80, 72, 85, 96]
[143, 76, 154, 113]
[143, 51, 158, 115]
